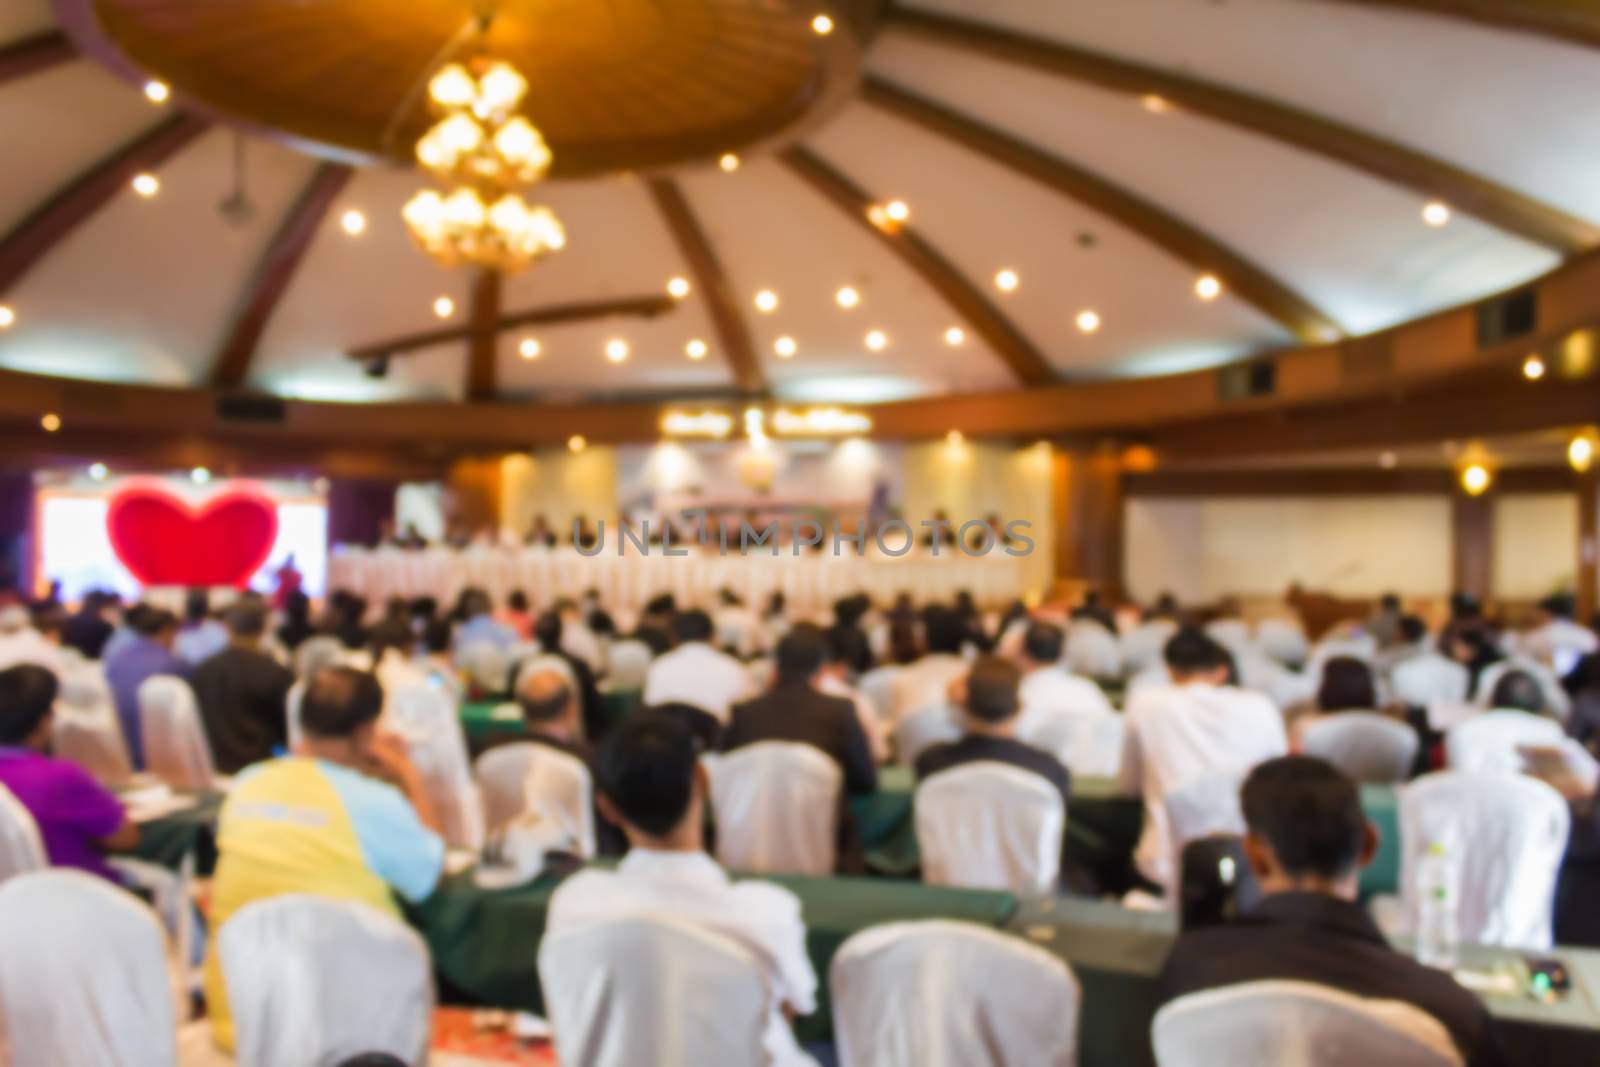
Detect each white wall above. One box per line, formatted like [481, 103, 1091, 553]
[1493, 493, 1577, 599]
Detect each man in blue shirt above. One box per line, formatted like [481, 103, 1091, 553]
[104, 606, 189, 769]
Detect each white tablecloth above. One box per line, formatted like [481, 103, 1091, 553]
[328, 545, 1029, 616]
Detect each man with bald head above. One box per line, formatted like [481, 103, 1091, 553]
[501, 664, 624, 854]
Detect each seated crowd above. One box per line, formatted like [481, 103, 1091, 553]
[1, 578, 1597, 1065]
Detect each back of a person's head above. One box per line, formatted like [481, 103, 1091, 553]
[1539, 593, 1576, 620]
[1397, 614, 1427, 645]
[533, 610, 563, 650]
[300, 667, 384, 739]
[670, 609, 713, 645]
[776, 623, 827, 682]
[965, 655, 1021, 723]
[369, 619, 413, 659]
[461, 588, 491, 618]
[1163, 626, 1228, 677]
[517, 669, 573, 723]
[132, 606, 177, 638]
[1022, 621, 1064, 664]
[1317, 656, 1377, 712]
[888, 621, 921, 665]
[1242, 756, 1364, 881]
[825, 622, 872, 676]
[225, 600, 269, 640]
[0, 664, 58, 745]
[507, 589, 530, 612]
[594, 710, 697, 837]
[422, 618, 453, 655]
[334, 1055, 408, 1067]
[1449, 592, 1482, 620]
[1379, 592, 1401, 613]
[719, 587, 741, 608]
[284, 590, 312, 622]
[645, 593, 676, 618]
[184, 587, 210, 622]
[1490, 669, 1545, 714]
[922, 605, 964, 655]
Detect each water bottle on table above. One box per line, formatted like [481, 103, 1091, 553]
[1415, 841, 1459, 969]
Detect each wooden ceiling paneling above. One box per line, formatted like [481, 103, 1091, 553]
[0, 31, 75, 87]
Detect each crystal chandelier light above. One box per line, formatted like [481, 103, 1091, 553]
[402, 59, 566, 273]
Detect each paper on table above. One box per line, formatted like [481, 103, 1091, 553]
[124, 794, 199, 823]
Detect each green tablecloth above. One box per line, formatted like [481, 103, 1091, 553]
[461, 691, 642, 753]
[409, 865, 1016, 1044]
[125, 789, 224, 876]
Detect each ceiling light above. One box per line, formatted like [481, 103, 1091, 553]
[1194, 274, 1222, 301]
[568, 434, 587, 453]
[605, 338, 629, 363]
[340, 209, 367, 236]
[131, 173, 159, 198]
[88, 463, 109, 481]
[944, 326, 965, 346]
[719, 153, 740, 173]
[946, 429, 964, 447]
[1422, 201, 1451, 227]
[686, 338, 708, 360]
[1141, 94, 1169, 114]
[1379, 451, 1398, 470]
[519, 337, 541, 359]
[885, 199, 910, 222]
[667, 276, 691, 299]
[995, 268, 1019, 292]
[865, 329, 888, 351]
[433, 296, 455, 318]
[40, 413, 60, 433]
[1460, 463, 1491, 496]
[1569, 435, 1594, 473]
[775, 336, 797, 358]
[190, 466, 211, 485]
[1076, 309, 1101, 333]
[0, 305, 13, 329]
[754, 289, 779, 313]
[812, 14, 835, 35]
[143, 80, 170, 104]
[1523, 354, 1546, 381]
[836, 286, 860, 309]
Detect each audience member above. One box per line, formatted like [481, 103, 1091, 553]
[499, 589, 534, 641]
[0, 664, 137, 881]
[548, 712, 817, 1064]
[191, 601, 295, 773]
[276, 590, 316, 652]
[174, 588, 228, 665]
[104, 606, 188, 769]
[642, 609, 748, 722]
[1524, 593, 1598, 674]
[416, 618, 464, 704]
[0, 604, 66, 677]
[453, 589, 517, 654]
[817, 624, 889, 763]
[1315, 656, 1379, 712]
[1158, 757, 1506, 1067]
[887, 605, 969, 724]
[60, 590, 116, 660]
[205, 666, 444, 1051]
[530, 611, 604, 740]
[1014, 621, 1115, 734]
[501, 666, 622, 854]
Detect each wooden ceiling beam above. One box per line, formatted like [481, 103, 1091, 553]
[782, 146, 1058, 387]
[0, 31, 75, 86]
[1326, 1, 1600, 50]
[888, 8, 1599, 255]
[646, 179, 767, 396]
[347, 294, 676, 361]
[466, 268, 502, 402]
[0, 114, 209, 299]
[211, 162, 351, 387]
[864, 78, 1341, 344]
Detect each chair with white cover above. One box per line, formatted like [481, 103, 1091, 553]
[831, 920, 1080, 1067]
[1205, 619, 1252, 655]
[219, 894, 433, 1067]
[894, 704, 961, 769]
[1254, 618, 1309, 667]
[139, 676, 220, 790]
[0, 869, 186, 1067]
[705, 742, 842, 875]
[1399, 771, 1569, 950]
[457, 640, 512, 696]
[52, 666, 132, 785]
[474, 741, 596, 855]
[1122, 620, 1178, 674]
[387, 682, 485, 850]
[1474, 657, 1571, 721]
[1300, 712, 1418, 784]
[1152, 980, 1464, 1067]
[1391, 653, 1470, 709]
[292, 634, 346, 680]
[1065, 621, 1122, 681]
[857, 665, 899, 721]
[1444, 711, 1566, 775]
[512, 652, 578, 699]
[1162, 773, 1246, 902]
[539, 917, 770, 1067]
[603, 638, 653, 691]
[1022, 709, 1124, 779]
[915, 763, 1065, 895]
[0, 781, 45, 884]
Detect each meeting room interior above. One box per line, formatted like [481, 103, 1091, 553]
[4, 1, 1600, 1066]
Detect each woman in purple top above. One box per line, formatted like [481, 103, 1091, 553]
[0, 664, 137, 881]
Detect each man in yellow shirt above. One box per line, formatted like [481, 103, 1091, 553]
[204, 666, 445, 1051]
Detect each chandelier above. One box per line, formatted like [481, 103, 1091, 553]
[402, 59, 566, 273]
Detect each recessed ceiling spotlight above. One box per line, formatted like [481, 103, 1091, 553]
[1194, 274, 1222, 301]
[719, 153, 740, 173]
[432, 296, 454, 318]
[131, 173, 159, 198]
[1460, 463, 1491, 496]
[1379, 451, 1398, 470]
[944, 326, 965, 346]
[143, 80, 170, 104]
[190, 466, 212, 485]
[340, 209, 366, 235]
[754, 289, 779, 313]
[88, 462, 109, 481]
[605, 338, 630, 363]
[40, 413, 60, 433]
[811, 13, 835, 35]
[865, 329, 888, 351]
[836, 286, 860, 309]
[885, 199, 910, 223]
[1422, 200, 1451, 227]
[686, 338, 708, 360]
[995, 268, 1019, 292]
[1076, 309, 1101, 333]
[1569, 435, 1595, 473]
[775, 336, 797, 358]
[568, 434, 587, 453]
[1522, 354, 1546, 380]
[946, 429, 964, 447]
[1141, 94, 1169, 114]
[667, 276, 691, 299]
[0, 305, 14, 329]
[519, 337, 541, 360]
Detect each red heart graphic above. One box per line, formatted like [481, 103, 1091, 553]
[106, 485, 280, 588]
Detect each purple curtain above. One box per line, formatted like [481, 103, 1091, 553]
[327, 478, 397, 548]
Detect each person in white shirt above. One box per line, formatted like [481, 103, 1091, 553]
[1015, 621, 1115, 730]
[642, 609, 750, 723]
[1520, 594, 1598, 676]
[549, 711, 818, 1066]
[887, 606, 970, 727]
[1119, 627, 1289, 892]
[0, 605, 67, 678]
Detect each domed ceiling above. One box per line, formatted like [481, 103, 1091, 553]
[0, 0, 1597, 408]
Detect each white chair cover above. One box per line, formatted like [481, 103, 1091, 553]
[1390, 653, 1470, 709]
[1474, 657, 1571, 721]
[894, 704, 961, 769]
[604, 639, 653, 691]
[512, 653, 579, 699]
[474, 742, 596, 856]
[560, 622, 605, 674]
[0, 781, 46, 883]
[1307, 635, 1378, 680]
[1162, 772, 1246, 902]
[1205, 619, 1252, 655]
[1152, 979, 1464, 1067]
[831, 920, 1079, 1067]
[1399, 771, 1569, 951]
[1444, 711, 1566, 775]
[218, 894, 433, 1067]
[915, 762, 1065, 895]
[1021, 709, 1124, 779]
[1121, 620, 1178, 674]
[457, 640, 512, 695]
[291, 635, 346, 680]
[387, 683, 485, 850]
[539, 917, 770, 1067]
[857, 666, 900, 725]
[706, 742, 842, 875]
[52, 666, 132, 785]
[1254, 618, 1309, 666]
[1300, 712, 1418, 784]
[0, 869, 182, 1067]
[138, 676, 219, 790]
[1064, 621, 1122, 681]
